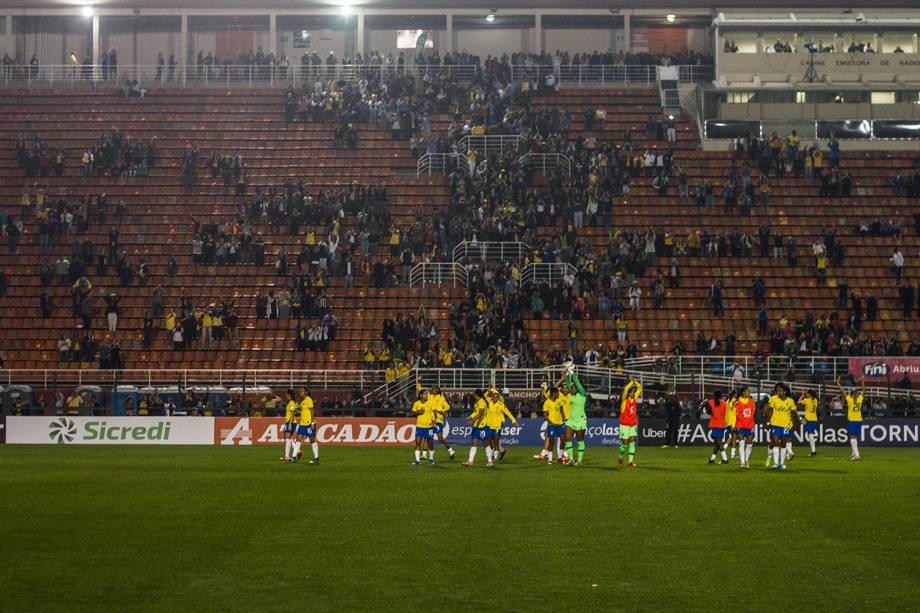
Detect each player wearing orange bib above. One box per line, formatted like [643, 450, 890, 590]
[617, 378, 642, 468]
[733, 386, 757, 469]
[705, 390, 728, 464]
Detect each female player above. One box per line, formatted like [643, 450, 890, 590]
[463, 390, 490, 467]
[617, 378, 642, 468]
[798, 389, 819, 456]
[412, 388, 435, 465]
[280, 388, 298, 462]
[733, 386, 756, 469]
[705, 390, 728, 464]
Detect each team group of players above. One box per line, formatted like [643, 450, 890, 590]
[702, 378, 866, 469]
[279, 375, 867, 469]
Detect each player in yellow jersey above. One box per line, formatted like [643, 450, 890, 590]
[837, 377, 865, 461]
[484, 388, 518, 467]
[429, 385, 456, 460]
[412, 389, 436, 465]
[556, 381, 573, 463]
[798, 389, 819, 456]
[280, 389, 298, 461]
[534, 384, 564, 464]
[463, 390, 490, 467]
[765, 383, 799, 470]
[724, 389, 738, 461]
[290, 387, 319, 464]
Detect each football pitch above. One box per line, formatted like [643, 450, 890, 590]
[3, 445, 920, 612]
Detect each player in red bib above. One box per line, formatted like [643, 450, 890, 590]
[617, 378, 642, 468]
[705, 390, 728, 464]
[733, 386, 757, 469]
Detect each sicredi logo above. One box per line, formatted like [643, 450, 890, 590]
[48, 418, 77, 443]
[863, 362, 889, 377]
[49, 419, 172, 443]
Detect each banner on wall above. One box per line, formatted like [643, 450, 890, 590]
[214, 417, 417, 446]
[848, 358, 920, 383]
[5, 416, 214, 445]
[444, 418, 920, 448]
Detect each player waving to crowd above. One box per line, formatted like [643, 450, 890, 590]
[617, 378, 642, 468]
[562, 370, 588, 466]
[837, 378, 865, 461]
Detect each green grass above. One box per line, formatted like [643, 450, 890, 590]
[2, 445, 920, 612]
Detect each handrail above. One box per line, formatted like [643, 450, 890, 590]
[451, 241, 529, 263]
[457, 134, 521, 158]
[0, 62, 711, 90]
[416, 152, 469, 178]
[408, 262, 468, 288]
[517, 152, 572, 177]
[520, 262, 578, 286]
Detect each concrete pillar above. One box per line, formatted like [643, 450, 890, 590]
[623, 13, 631, 52]
[3, 14, 12, 59]
[91, 15, 100, 65]
[356, 10, 364, 55]
[446, 12, 454, 54]
[533, 12, 542, 54]
[179, 13, 188, 65]
[269, 13, 277, 56]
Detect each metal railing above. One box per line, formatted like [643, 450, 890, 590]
[509, 64, 712, 86]
[0, 63, 482, 89]
[416, 152, 470, 178]
[517, 152, 572, 177]
[451, 241, 529, 263]
[457, 134, 522, 158]
[408, 262, 469, 288]
[521, 262, 578, 286]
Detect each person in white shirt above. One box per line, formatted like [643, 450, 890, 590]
[891, 248, 905, 281]
[628, 282, 642, 311]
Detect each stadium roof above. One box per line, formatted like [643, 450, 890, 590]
[3, 1, 920, 9]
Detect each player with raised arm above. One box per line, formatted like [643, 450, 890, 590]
[412, 388, 435, 465]
[798, 389, 819, 456]
[837, 378, 865, 461]
[484, 388, 518, 467]
[563, 371, 588, 466]
[280, 388, 298, 462]
[290, 387, 319, 465]
[535, 384, 564, 464]
[766, 383, 798, 470]
[617, 378, 642, 468]
[733, 386, 756, 469]
[429, 385, 457, 460]
[706, 390, 728, 464]
[463, 390, 489, 467]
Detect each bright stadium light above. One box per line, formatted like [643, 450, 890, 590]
[81, 5, 94, 18]
[486, 14, 496, 22]
[666, 14, 676, 23]
[340, 3, 352, 16]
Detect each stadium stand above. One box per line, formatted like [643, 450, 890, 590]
[0, 51, 918, 375]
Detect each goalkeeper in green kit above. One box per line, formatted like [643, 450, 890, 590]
[562, 370, 588, 466]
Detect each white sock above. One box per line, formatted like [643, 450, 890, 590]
[556, 440, 563, 456]
[720, 450, 727, 462]
[486, 447, 493, 462]
[430, 449, 435, 460]
[292, 441, 301, 457]
[311, 442, 318, 459]
[730, 445, 736, 459]
[422, 450, 428, 459]
[538, 448, 546, 458]
[809, 434, 816, 453]
[547, 451, 553, 462]
[284, 439, 292, 457]
[785, 442, 793, 455]
[772, 447, 780, 465]
[709, 453, 716, 461]
[779, 447, 786, 465]
[738, 440, 746, 462]
[469, 446, 477, 462]
[745, 442, 753, 462]
[850, 438, 859, 456]
[447, 447, 454, 454]
[415, 449, 421, 461]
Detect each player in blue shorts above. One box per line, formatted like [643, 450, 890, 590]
[464, 390, 492, 466]
[280, 389, 298, 461]
[412, 389, 435, 465]
[290, 387, 319, 464]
